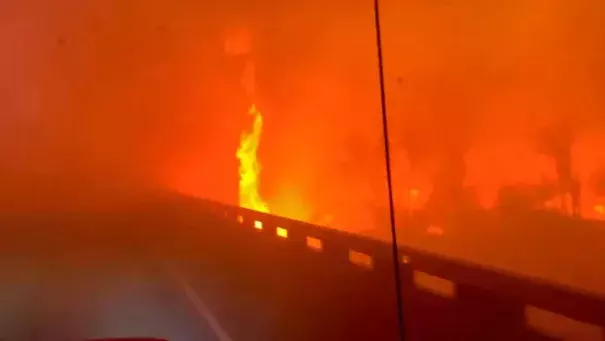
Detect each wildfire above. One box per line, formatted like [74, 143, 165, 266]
[236, 104, 269, 213]
[595, 204, 605, 217]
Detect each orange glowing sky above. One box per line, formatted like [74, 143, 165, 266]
[2, 0, 605, 297]
[1, 0, 604, 225]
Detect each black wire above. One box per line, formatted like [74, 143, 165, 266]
[372, 0, 407, 340]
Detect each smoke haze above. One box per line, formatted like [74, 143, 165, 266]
[1, 0, 604, 239]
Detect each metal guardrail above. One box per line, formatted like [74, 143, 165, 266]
[195, 199, 605, 341]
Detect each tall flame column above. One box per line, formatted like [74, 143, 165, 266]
[226, 27, 270, 213]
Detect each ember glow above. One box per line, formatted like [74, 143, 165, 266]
[236, 104, 269, 213]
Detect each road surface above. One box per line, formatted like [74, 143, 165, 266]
[0, 208, 228, 341]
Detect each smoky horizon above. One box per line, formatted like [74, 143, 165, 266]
[1, 0, 604, 295]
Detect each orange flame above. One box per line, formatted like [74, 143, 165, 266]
[236, 104, 269, 213]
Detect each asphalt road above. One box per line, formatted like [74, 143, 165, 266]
[4, 195, 600, 341]
[0, 207, 226, 341]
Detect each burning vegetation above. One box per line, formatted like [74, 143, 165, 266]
[237, 104, 269, 213]
[224, 0, 605, 235]
[3, 0, 602, 293]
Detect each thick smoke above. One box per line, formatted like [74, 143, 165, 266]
[381, 0, 605, 219]
[0, 0, 250, 211]
[248, 0, 605, 234]
[1, 0, 604, 224]
[1, 0, 604, 294]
